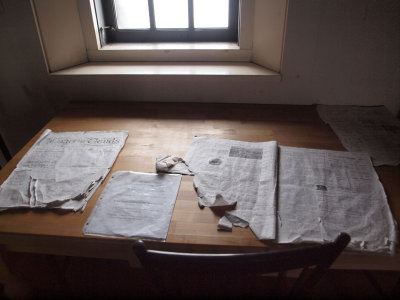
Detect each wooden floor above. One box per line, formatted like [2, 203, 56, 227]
[1, 252, 399, 299]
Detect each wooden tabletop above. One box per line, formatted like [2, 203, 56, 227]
[0, 102, 399, 270]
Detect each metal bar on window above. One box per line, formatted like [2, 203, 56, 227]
[188, 0, 194, 30]
[100, 0, 239, 43]
[229, 0, 239, 29]
[148, 0, 156, 29]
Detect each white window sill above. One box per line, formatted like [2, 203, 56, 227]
[101, 42, 241, 50]
[51, 62, 281, 78]
[88, 43, 252, 62]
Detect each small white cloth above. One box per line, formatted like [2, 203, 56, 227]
[218, 216, 233, 231]
[156, 155, 193, 175]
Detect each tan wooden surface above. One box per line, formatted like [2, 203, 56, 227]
[0, 102, 399, 270]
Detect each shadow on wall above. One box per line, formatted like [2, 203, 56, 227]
[0, 0, 68, 158]
[0, 133, 11, 166]
[0, 152, 7, 168]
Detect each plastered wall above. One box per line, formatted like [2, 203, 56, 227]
[0, 0, 399, 160]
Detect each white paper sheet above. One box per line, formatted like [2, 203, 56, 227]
[317, 105, 400, 166]
[0, 130, 128, 211]
[83, 171, 181, 240]
[183, 137, 278, 240]
[277, 146, 398, 253]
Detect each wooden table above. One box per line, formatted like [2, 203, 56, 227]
[0, 102, 399, 271]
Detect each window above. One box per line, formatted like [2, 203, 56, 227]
[96, 0, 239, 44]
[31, 0, 288, 75]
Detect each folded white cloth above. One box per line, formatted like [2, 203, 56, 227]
[156, 155, 194, 175]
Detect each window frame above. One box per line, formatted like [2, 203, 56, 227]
[31, 0, 288, 74]
[96, 0, 239, 44]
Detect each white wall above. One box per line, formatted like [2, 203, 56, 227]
[0, 0, 399, 156]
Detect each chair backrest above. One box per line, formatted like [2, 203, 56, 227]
[133, 233, 350, 297]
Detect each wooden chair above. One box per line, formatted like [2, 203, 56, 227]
[133, 233, 350, 298]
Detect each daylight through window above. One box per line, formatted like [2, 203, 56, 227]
[96, 0, 239, 43]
